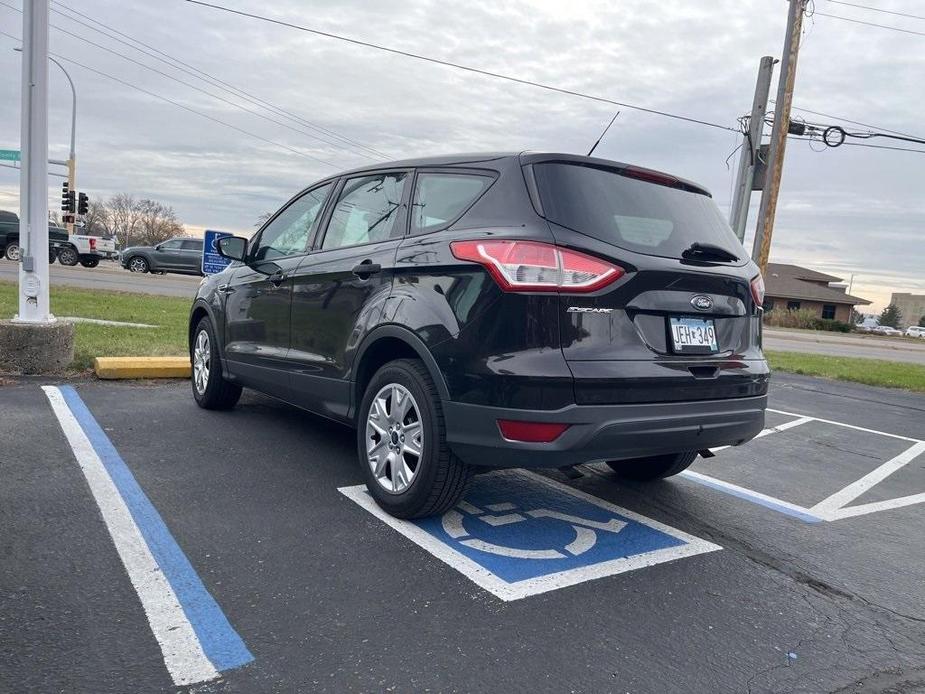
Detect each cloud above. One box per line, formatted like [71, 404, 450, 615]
[0, 0, 921, 310]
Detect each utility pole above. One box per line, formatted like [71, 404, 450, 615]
[16, 0, 51, 323]
[752, 0, 807, 273]
[729, 56, 775, 243]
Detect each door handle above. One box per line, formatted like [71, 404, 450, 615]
[217, 283, 235, 294]
[352, 261, 381, 278]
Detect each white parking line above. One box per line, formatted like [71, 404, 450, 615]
[811, 441, 925, 518]
[689, 409, 925, 523]
[43, 386, 219, 685]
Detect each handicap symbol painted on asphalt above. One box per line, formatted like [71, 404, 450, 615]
[340, 470, 721, 600]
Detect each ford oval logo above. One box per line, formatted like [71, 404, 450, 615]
[691, 295, 713, 311]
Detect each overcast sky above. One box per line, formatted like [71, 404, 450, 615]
[1, 0, 922, 311]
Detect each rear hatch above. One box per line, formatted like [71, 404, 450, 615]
[527, 157, 768, 405]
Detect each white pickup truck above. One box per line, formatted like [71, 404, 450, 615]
[52, 233, 118, 268]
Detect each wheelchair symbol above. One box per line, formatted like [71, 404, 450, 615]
[442, 500, 627, 559]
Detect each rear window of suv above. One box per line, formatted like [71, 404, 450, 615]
[532, 162, 744, 263]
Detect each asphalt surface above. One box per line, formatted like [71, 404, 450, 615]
[765, 328, 925, 365]
[2, 372, 924, 693]
[0, 259, 201, 297]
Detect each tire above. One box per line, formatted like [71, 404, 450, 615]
[357, 358, 473, 519]
[605, 451, 698, 481]
[4, 242, 20, 261]
[79, 256, 100, 269]
[191, 317, 242, 410]
[49, 248, 58, 264]
[127, 256, 149, 273]
[58, 246, 79, 266]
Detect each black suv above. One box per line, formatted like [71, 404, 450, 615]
[189, 153, 768, 518]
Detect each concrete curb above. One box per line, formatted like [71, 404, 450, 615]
[94, 356, 191, 380]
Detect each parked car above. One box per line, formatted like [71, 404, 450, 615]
[188, 152, 769, 518]
[855, 317, 879, 333]
[904, 326, 925, 338]
[873, 325, 903, 337]
[0, 210, 68, 263]
[120, 236, 204, 275]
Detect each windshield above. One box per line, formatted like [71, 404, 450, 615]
[533, 162, 746, 263]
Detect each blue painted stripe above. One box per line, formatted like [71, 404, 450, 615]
[58, 386, 253, 672]
[682, 473, 824, 523]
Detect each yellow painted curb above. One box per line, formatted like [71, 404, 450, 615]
[94, 356, 191, 379]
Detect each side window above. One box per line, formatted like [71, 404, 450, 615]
[180, 239, 202, 251]
[321, 173, 407, 251]
[411, 173, 492, 234]
[254, 183, 333, 261]
[159, 239, 182, 250]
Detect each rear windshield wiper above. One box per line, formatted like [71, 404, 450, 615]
[682, 242, 739, 263]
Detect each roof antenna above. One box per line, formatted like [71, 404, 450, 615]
[587, 111, 620, 157]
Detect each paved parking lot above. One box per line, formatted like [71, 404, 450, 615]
[2, 373, 924, 693]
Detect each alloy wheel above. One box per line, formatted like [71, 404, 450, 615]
[366, 383, 424, 493]
[6, 243, 20, 261]
[129, 257, 147, 272]
[193, 330, 210, 395]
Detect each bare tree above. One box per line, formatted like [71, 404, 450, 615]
[81, 199, 112, 237]
[135, 199, 185, 245]
[108, 193, 143, 249]
[255, 211, 273, 228]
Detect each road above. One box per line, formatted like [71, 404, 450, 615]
[765, 327, 925, 365]
[3, 372, 924, 693]
[0, 259, 201, 297]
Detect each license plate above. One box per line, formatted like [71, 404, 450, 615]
[670, 317, 718, 352]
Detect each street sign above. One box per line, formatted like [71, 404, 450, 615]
[202, 230, 234, 275]
[0, 149, 20, 161]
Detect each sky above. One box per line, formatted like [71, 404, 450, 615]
[0, 0, 922, 312]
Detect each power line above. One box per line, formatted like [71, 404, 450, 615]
[788, 134, 925, 154]
[0, 30, 340, 168]
[813, 11, 925, 36]
[50, 0, 390, 160]
[0, 0, 384, 162]
[185, 0, 740, 134]
[824, 0, 925, 22]
[785, 103, 923, 141]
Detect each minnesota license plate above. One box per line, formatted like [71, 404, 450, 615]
[670, 317, 718, 352]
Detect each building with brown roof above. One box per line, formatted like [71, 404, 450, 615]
[763, 263, 871, 322]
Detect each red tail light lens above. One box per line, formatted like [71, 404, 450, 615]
[497, 420, 570, 443]
[89, 238, 97, 250]
[450, 239, 623, 293]
[750, 273, 765, 308]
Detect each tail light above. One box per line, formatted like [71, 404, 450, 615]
[89, 238, 97, 250]
[750, 273, 765, 308]
[497, 420, 570, 443]
[450, 239, 623, 293]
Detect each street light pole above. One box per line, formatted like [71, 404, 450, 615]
[14, 47, 76, 234]
[49, 55, 76, 234]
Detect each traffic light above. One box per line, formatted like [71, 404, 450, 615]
[77, 192, 89, 216]
[60, 182, 75, 213]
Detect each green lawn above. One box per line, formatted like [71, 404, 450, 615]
[0, 281, 189, 370]
[767, 350, 925, 393]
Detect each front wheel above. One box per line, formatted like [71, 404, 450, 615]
[49, 247, 58, 264]
[127, 256, 149, 273]
[4, 242, 20, 261]
[191, 317, 242, 410]
[605, 451, 698, 481]
[79, 256, 100, 268]
[58, 246, 79, 266]
[357, 359, 473, 519]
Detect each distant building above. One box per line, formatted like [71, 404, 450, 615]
[890, 293, 925, 329]
[763, 263, 871, 322]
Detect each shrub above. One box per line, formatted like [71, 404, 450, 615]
[763, 308, 818, 329]
[810, 318, 852, 332]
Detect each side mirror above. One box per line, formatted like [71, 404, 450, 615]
[217, 235, 248, 262]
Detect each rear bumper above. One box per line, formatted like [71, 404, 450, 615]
[443, 394, 766, 468]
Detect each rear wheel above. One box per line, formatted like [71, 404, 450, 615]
[127, 256, 149, 273]
[4, 242, 20, 261]
[357, 359, 473, 519]
[79, 256, 100, 268]
[191, 317, 242, 410]
[605, 451, 698, 480]
[58, 246, 79, 266]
